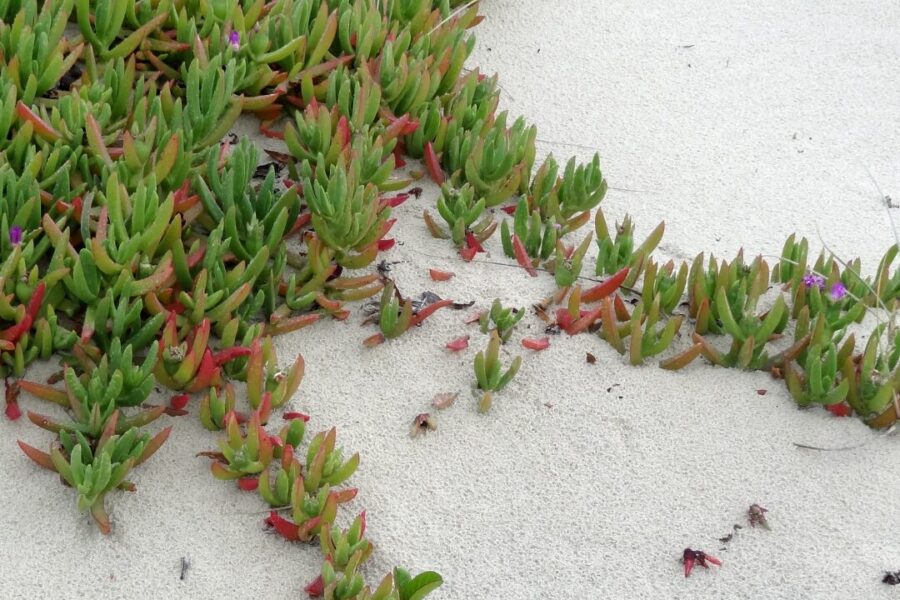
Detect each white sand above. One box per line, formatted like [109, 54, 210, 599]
[3, 1, 900, 598]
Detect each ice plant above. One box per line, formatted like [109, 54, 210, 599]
[364, 281, 452, 347]
[18, 411, 170, 534]
[424, 183, 496, 248]
[595, 210, 664, 287]
[228, 30, 240, 51]
[500, 198, 557, 267]
[479, 299, 524, 343]
[785, 343, 850, 407]
[474, 331, 522, 413]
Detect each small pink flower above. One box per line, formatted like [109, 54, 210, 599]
[802, 272, 825, 289]
[9, 226, 22, 246]
[830, 282, 847, 301]
[228, 30, 240, 50]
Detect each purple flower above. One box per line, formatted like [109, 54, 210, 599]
[802, 272, 825, 289]
[228, 30, 240, 51]
[830, 282, 847, 301]
[9, 225, 22, 246]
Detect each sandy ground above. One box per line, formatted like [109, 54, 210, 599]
[3, 1, 900, 599]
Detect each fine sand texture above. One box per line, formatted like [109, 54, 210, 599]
[3, 1, 900, 599]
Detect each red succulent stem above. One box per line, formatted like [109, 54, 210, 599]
[237, 477, 259, 491]
[1, 283, 46, 343]
[283, 412, 310, 422]
[511, 235, 538, 277]
[169, 394, 190, 410]
[423, 142, 445, 185]
[380, 193, 410, 209]
[582, 267, 629, 302]
[266, 511, 300, 541]
[565, 307, 603, 335]
[211, 346, 251, 366]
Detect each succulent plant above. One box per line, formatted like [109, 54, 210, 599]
[595, 209, 664, 287]
[474, 330, 521, 413]
[18, 410, 170, 533]
[842, 324, 900, 424]
[785, 343, 850, 407]
[479, 299, 524, 343]
[546, 233, 593, 289]
[303, 160, 392, 269]
[19, 350, 164, 437]
[500, 198, 557, 267]
[364, 280, 452, 347]
[600, 295, 683, 365]
[642, 259, 688, 315]
[424, 183, 495, 248]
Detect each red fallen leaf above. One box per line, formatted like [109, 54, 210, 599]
[363, 332, 385, 347]
[756, 389, 768, 396]
[825, 403, 852, 417]
[169, 394, 190, 410]
[429, 269, 454, 281]
[459, 245, 477, 262]
[445, 336, 469, 351]
[432, 392, 459, 409]
[411, 299, 453, 327]
[522, 337, 550, 351]
[377, 238, 395, 251]
[464, 311, 483, 325]
[424, 142, 445, 185]
[283, 412, 310, 422]
[237, 477, 259, 491]
[381, 193, 410, 208]
[500, 205, 517, 215]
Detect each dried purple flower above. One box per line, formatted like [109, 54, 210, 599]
[228, 30, 240, 51]
[830, 282, 847, 301]
[802, 272, 825, 289]
[9, 226, 22, 246]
